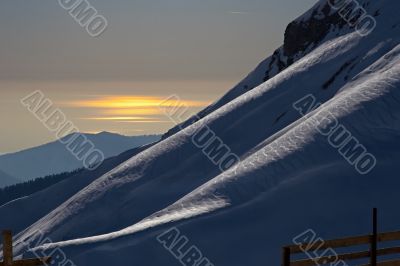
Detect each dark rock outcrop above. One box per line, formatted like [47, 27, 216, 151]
[283, 3, 346, 58]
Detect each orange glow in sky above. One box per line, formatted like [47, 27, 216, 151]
[66, 96, 209, 108]
[63, 95, 210, 122]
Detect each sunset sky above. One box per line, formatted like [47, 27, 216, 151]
[0, 0, 316, 153]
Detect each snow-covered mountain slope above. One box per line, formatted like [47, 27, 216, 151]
[0, 143, 153, 234]
[162, 0, 373, 139]
[0, 170, 19, 188]
[4, 0, 400, 265]
[0, 132, 160, 181]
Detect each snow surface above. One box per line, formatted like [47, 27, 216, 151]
[3, 1, 400, 265]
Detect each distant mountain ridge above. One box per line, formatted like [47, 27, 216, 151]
[0, 132, 160, 183]
[0, 170, 19, 188]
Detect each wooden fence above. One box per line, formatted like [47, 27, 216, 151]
[282, 209, 400, 266]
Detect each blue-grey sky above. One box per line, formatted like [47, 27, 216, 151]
[0, 0, 317, 153]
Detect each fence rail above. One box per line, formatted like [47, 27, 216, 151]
[282, 209, 400, 266]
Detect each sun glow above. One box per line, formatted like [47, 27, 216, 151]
[80, 116, 170, 123]
[64, 95, 210, 122]
[66, 96, 209, 109]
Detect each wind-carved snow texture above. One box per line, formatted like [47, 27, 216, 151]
[3, 0, 400, 265]
[28, 46, 400, 251]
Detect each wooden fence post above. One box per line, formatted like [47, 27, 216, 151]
[3, 230, 13, 266]
[282, 247, 290, 266]
[371, 208, 377, 266]
[1, 230, 51, 266]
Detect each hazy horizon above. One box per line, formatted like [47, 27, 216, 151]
[1, 0, 317, 153]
